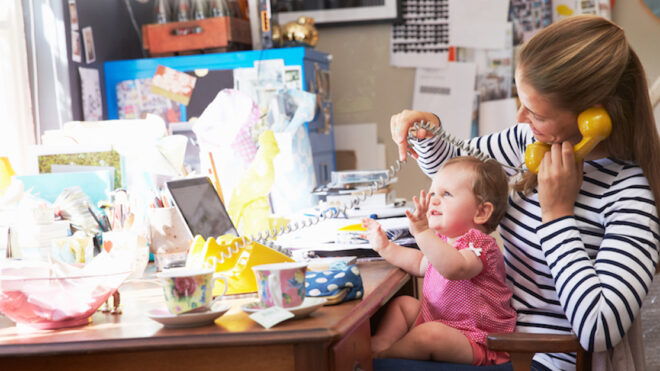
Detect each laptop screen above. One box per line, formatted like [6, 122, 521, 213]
[165, 177, 238, 239]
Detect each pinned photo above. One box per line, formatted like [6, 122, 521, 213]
[68, 0, 79, 30]
[82, 26, 96, 64]
[71, 31, 82, 63]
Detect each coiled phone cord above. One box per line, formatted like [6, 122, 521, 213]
[219, 121, 523, 260]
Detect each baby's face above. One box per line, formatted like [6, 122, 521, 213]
[427, 164, 481, 238]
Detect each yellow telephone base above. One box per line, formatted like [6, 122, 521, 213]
[186, 235, 294, 296]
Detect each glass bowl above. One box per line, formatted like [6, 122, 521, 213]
[0, 261, 132, 330]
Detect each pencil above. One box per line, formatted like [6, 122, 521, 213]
[208, 152, 224, 204]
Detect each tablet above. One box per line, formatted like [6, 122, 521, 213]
[165, 177, 239, 239]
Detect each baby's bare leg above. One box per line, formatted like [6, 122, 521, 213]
[379, 321, 474, 364]
[371, 296, 421, 355]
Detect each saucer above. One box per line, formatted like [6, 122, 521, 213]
[241, 297, 327, 318]
[147, 303, 231, 328]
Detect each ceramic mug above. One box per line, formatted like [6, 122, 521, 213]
[157, 267, 228, 315]
[101, 230, 150, 279]
[252, 262, 307, 308]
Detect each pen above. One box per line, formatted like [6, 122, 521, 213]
[86, 202, 107, 232]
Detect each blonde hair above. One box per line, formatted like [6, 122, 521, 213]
[513, 15, 660, 222]
[443, 157, 509, 234]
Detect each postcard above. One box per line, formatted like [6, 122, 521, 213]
[32, 144, 123, 189]
[150, 65, 197, 106]
[78, 67, 103, 121]
[71, 31, 82, 63]
[68, 0, 79, 30]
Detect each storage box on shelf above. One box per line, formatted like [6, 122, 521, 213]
[142, 17, 252, 56]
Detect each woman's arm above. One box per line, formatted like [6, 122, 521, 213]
[537, 166, 659, 352]
[412, 121, 532, 177]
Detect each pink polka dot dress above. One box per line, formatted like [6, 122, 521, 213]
[418, 229, 517, 346]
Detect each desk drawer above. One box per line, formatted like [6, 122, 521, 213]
[332, 320, 372, 371]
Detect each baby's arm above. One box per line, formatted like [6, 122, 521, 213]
[362, 218, 427, 277]
[406, 190, 483, 280]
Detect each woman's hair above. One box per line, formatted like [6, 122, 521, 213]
[513, 15, 660, 221]
[443, 156, 509, 234]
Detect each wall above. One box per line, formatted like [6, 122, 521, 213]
[316, 1, 660, 199]
[315, 24, 428, 199]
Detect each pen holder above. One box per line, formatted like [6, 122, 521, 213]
[101, 230, 149, 279]
[147, 207, 191, 256]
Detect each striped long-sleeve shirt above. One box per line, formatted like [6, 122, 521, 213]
[413, 124, 659, 370]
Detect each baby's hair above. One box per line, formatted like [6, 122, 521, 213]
[442, 157, 509, 233]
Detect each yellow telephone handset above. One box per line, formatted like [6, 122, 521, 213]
[524, 107, 612, 173]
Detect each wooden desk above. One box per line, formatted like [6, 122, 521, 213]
[0, 261, 411, 371]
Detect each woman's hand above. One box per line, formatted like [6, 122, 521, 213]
[537, 142, 583, 223]
[405, 190, 432, 236]
[390, 110, 441, 161]
[361, 218, 390, 252]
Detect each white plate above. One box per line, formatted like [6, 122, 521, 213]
[147, 303, 231, 328]
[241, 297, 327, 318]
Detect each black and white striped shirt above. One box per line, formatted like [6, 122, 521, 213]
[413, 124, 659, 370]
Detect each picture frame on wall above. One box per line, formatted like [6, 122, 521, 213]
[276, 0, 399, 25]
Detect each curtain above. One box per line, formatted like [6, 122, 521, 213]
[0, 0, 36, 174]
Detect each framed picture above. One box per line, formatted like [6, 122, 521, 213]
[29, 144, 123, 189]
[68, 0, 79, 30]
[276, 0, 399, 25]
[82, 26, 96, 64]
[71, 31, 82, 63]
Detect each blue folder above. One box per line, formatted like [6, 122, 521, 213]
[16, 169, 115, 206]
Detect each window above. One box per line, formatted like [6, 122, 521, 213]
[0, 1, 36, 173]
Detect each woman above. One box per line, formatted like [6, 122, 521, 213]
[389, 15, 660, 370]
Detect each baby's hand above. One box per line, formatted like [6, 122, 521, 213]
[361, 218, 389, 253]
[405, 189, 432, 236]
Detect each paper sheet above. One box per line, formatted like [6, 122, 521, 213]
[277, 217, 410, 252]
[553, 0, 612, 21]
[471, 22, 514, 102]
[478, 98, 518, 136]
[449, 0, 509, 49]
[412, 63, 477, 140]
[390, 0, 449, 68]
[333, 123, 386, 170]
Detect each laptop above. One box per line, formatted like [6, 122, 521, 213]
[165, 176, 239, 239]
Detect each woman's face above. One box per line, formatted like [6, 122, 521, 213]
[515, 69, 581, 145]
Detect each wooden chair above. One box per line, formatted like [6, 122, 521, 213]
[487, 332, 591, 371]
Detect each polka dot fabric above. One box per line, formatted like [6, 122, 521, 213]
[305, 264, 364, 301]
[419, 229, 516, 346]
